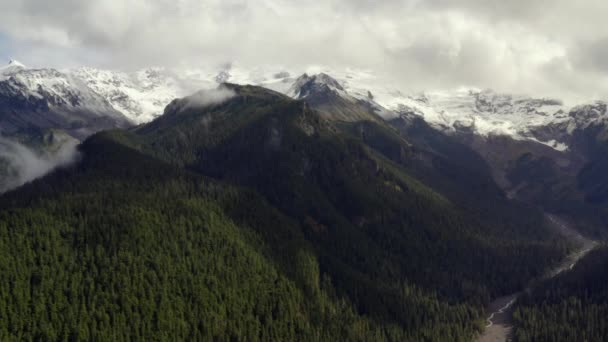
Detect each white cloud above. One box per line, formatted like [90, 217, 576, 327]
[0, 0, 607, 100]
[0, 137, 80, 193]
[184, 86, 236, 109]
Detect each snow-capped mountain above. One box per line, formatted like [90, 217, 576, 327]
[66, 64, 402, 122]
[2, 59, 607, 214]
[271, 68, 604, 152]
[385, 89, 574, 151]
[71, 65, 295, 123]
[288, 73, 347, 98]
[72, 67, 207, 124]
[2, 60, 606, 152]
[0, 60, 131, 139]
[1, 60, 121, 114]
[0, 60, 26, 75]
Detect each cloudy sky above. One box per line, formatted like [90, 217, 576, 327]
[1, 0, 607, 100]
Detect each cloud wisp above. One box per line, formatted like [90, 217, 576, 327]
[0, 137, 80, 193]
[184, 86, 237, 109]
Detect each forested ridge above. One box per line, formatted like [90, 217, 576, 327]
[0, 84, 574, 341]
[513, 245, 608, 342]
[0, 135, 480, 341]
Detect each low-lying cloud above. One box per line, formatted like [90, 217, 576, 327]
[0, 136, 80, 193]
[184, 86, 236, 109]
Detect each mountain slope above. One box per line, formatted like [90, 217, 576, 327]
[513, 245, 608, 342]
[0, 129, 483, 342]
[72, 67, 204, 124]
[65, 64, 605, 148]
[0, 61, 132, 140]
[287, 73, 388, 122]
[291, 81, 555, 243]
[128, 84, 570, 324]
[64, 64, 608, 234]
[0, 82, 576, 341]
[5, 59, 603, 234]
[0, 61, 135, 194]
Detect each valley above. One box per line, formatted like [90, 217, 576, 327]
[477, 214, 598, 342]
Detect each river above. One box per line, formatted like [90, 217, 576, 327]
[475, 214, 597, 342]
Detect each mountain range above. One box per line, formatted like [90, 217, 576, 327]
[3, 60, 606, 149]
[0, 59, 607, 340]
[1, 60, 606, 235]
[0, 80, 574, 341]
[1, 60, 604, 138]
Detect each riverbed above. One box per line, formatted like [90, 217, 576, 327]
[475, 214, 597, 342]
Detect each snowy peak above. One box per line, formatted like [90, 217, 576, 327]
[0, 63, 132, 140]
[0, 59, 27, 77]
[0, 67, 116, 112]
[283, 72, 393, 122]
[7, 59, 26, 68]
[289, 73, 345, 99]
[2, 61, 601, 153]
[570, 101, 607, 120]
[0, 63, 131, 136]
[384, 88, 574, 147]
[472, 89, 564, 116]
[76, 65, 287, 123]
[73, 67, 207, 124]
[568, 101, 608, 129]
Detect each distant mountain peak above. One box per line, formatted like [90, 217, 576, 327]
[7, 59, 26, 68]
[0, 63, 132, 139]
[289, 73, 345, 99]
[10, 63, 602, 153]
[215, 70, 231, 83]
[0, 59, 26, 76]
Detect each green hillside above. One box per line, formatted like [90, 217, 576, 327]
[513, 245, 608, 342]
[0, 85, 573, 341]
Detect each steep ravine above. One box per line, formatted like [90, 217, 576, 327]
[475, 214, 597, 342]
